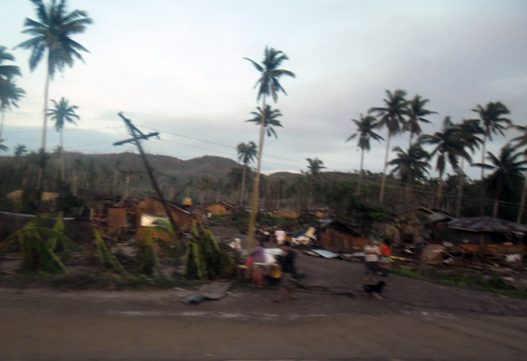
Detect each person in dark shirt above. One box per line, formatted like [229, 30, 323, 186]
[274, 244, 297, 302]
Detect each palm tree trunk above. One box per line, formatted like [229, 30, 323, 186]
[358, 147, 365, 194]
[436, 173, 444, 209]
[493, 178, 502, 217]
[480, 136, 487, 215]
[37, 64, 51, 191]
[247, 101, 267, 249]
[0, 110, 5, 140]
[379, 134, 391, 204]
[60, 128, 64, 181]
[409, 132, 414, 149]
[456, 160, 465, 218]
[517, 175, 527, 223]
[240, 164, 247, 206]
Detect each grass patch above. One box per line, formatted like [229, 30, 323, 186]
[391, 265, 527, 299]
[0, 272, 205, 290]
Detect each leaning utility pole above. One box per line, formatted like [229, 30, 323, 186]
[114, 112, 180, 235]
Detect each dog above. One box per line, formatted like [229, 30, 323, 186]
[363, 280, 386, 299]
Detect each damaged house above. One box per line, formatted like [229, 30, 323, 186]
[319, 219, 365, 252]
[443, 216, 527, 261]
[136, 197, 195, 241]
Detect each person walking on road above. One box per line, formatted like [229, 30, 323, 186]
[274, 244, 297, 302]
[363, 239, 381, 280]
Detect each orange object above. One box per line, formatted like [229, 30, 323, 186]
[380, 244, 392, 257]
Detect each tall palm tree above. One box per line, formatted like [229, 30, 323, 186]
[472, 101, 511, 214]
[236, 141, 257, 207]
[472, 102, 512, 179]
[16, 0, 92, 189]
[511, 125, 527, 222]
[306, 157, 326, 175]
[454, 119, 484, 217]
[0, 139, 7, 152]
[346, 114, 384, 194]
[305, 157, 325, 207]
[0, 46, 24, 140]
[0, 79, 25, 140]
[405, 95, 436, 147]
[244, 46, 295, 248]
[47, 97, 79, 181]
[246, 105, 283, 138]
[420, 117, 472, 208]
[369, 89, 408, 204]
[473, 146, 527, 217]
[0, 46, 21, 80]
[388, 144, 430, 201]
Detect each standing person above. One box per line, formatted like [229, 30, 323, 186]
[274, 244, 297, 302]
[275, 229, 286, 245]
[363, 239, 381, 280]
[250, 240, 266, 287]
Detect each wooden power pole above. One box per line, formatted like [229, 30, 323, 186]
[114, 112, 180, 235]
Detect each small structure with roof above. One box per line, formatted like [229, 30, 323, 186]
[136, 196, 194, 241]
[444, 216, 527, 261]
[319, 219, 365, 252]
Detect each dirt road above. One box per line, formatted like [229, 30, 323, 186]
[1, 255, 526, 360]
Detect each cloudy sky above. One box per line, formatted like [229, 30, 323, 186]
[1, 0, 526, 178]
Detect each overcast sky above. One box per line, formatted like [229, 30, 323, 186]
[1, 0, 526, 178]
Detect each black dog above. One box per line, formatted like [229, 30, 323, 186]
[363, 280, 386, 296]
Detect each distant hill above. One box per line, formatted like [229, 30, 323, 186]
[66, 152, 240, 183]
[0, 151, 240, 197]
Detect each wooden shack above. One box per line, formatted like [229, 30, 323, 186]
[396, 207, 453, 243]
[444, 216, 527, 259]
[106, 208, 128, 237]
[319, 220, 365, 252]
[135, 197, 194, 241]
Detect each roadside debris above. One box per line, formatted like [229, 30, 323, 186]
[182, 281, 233, 305]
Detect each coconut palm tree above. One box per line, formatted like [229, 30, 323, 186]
[472, 102, 511, 178]
[306, 157, 326, 175]
[511, 125, 527, 222]
[388, 144, 430, 201]
[0, 46, 24, 140]
[473, 146, 527, 217]
[14, 144, 28, 157]
[0, 79, 25, 140]
[47, 97, 79, 181]
[420, 117, 472, 208]
[244, 46, 295, 247]
[346, 114, 384, 194]
[236, 141, 257, 207]
[405, 95, 436, 147]
[16, 0, 92, 189]
[0, 139, 7, 152]
[369, 89, 408, 204]
[454, 119, 484, 217]
[0, 46, 21, 80]
[305, 157, 325, 207]
[246, 105, 283, 138]
[472, 102, 511, 215]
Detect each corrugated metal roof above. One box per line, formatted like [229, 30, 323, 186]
[448, 217, 527, 233]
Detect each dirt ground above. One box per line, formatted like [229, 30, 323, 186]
[1, 253, 527, 360]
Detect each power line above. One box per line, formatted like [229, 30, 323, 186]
[136, 123, 303, 164]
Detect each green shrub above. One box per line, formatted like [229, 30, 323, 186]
[3, 217, 74, 274]
[94, 228, 125, 273]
